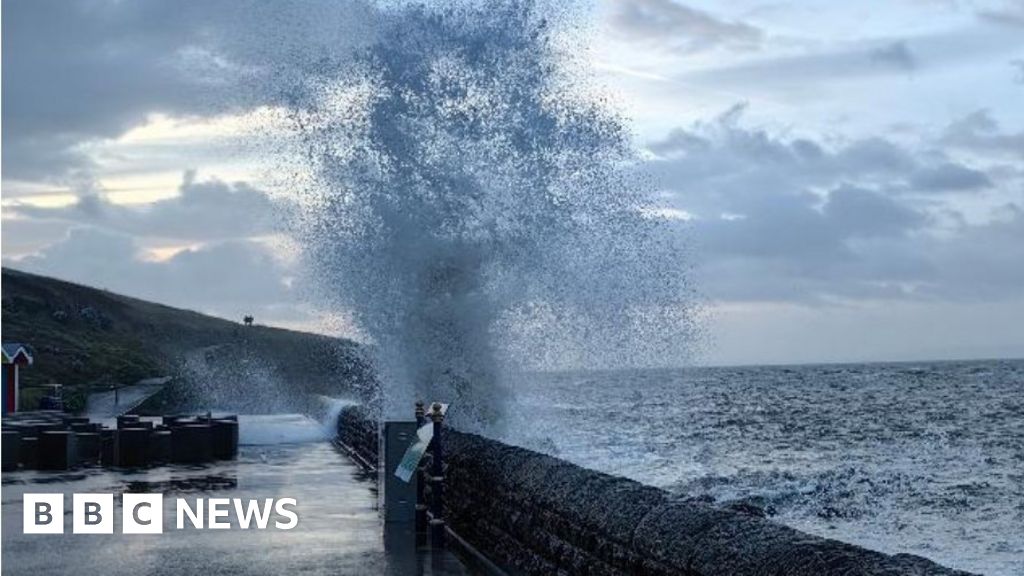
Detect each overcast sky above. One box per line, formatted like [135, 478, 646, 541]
[3, 0, 1023, 366]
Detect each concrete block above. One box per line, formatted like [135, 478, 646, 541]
[71, 422, 100, 433]
[117, 414, 140, 429]
[148, 429, 172, 463]
[171, 424, 213, 463]
[100, 429, 115, 466]
[38, 430, 76, 470]
[75, 432, 101, 465]
[19, 436, 39, 469]
[2, 431, 21, 471]
[115, 427, 150, 467]
[211, 419, 239, 460]
[162, 414, 184, 427]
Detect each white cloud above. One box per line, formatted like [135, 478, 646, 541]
[8, 171, 283, 241]
[607, 0, 763, 53]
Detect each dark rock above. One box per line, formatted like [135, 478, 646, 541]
[78, 306, 111, 329]
[722, 496, 775, 518]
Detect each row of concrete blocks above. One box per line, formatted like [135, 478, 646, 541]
[1, 411, 239, 471]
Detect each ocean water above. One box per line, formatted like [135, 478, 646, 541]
[500, 359, 1024, 576]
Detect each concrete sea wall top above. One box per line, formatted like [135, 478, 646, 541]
[337, 406, 976, 576]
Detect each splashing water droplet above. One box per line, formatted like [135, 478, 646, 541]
[274, 1, 700, 430]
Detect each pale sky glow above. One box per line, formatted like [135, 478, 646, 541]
[2, 0, 1023, 365]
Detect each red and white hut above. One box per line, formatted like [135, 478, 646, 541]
[2, 343, 34, 414]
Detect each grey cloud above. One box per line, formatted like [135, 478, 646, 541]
[1012, 58, 1024, 82]
[649, 106, 996, 202]
[1, 218, 76, 259]
[823, 185, 926, 237]
[942, 109, 1024, 158]
[834, 138, 918, 175]
[646, 107, 1019, 304]
[691, 197, 1021, 304]
[608, 0, 762, 53]
[684, 42, 922, 88]
[13, 226, 300, 322]
[1, 0, 375, 183]
[683, 26, 1024, 90]
[688, 184, 927, 295]
[9, 172, 282, 241]
[1, 134, 97, 183]
[908, 162, 993, 192]
[869, 41, 918, 72]
[977, 3, 1024, 27]
[929, 203, 1024, 300]
[3, 1, 234, 181]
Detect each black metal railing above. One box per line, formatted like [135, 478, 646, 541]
[418, 401, 446, 549]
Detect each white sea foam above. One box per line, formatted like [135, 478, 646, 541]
[500, 360, 1024, 576]
[238, 414, 333, 445]
[236, 396, 358, 445]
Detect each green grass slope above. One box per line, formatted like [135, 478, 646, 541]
[1, 267, 372, 411]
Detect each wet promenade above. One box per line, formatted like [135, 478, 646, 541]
[1, 415, 468, 575]
[84, 377, 170, 418]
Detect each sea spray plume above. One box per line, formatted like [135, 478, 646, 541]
[286, 0, 699, 430]
[177, 345, 296, 414]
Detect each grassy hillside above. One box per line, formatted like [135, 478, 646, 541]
[1, 268, 373, 411]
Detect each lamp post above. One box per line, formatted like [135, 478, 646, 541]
[429, 402, 445, 548]
[415, 401, 428, 540]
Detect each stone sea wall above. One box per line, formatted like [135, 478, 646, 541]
[335, 405, 379, 468]
[337, 407, 974, 576]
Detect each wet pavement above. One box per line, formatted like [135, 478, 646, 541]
[84, 377, 170, 418]
[1, 415, 469, 575]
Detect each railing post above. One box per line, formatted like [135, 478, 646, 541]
[429, 402, 446, 548]
[414, 401, 427, 540]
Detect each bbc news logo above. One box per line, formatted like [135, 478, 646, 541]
[24, 494, 298, 534]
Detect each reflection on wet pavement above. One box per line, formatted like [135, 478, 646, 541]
[2, 415, 468, 575]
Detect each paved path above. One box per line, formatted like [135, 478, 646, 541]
[84, 376, 170, 417]
[1, 416, 470, 575]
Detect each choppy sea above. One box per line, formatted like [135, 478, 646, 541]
[501, 359, 1024, 576]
